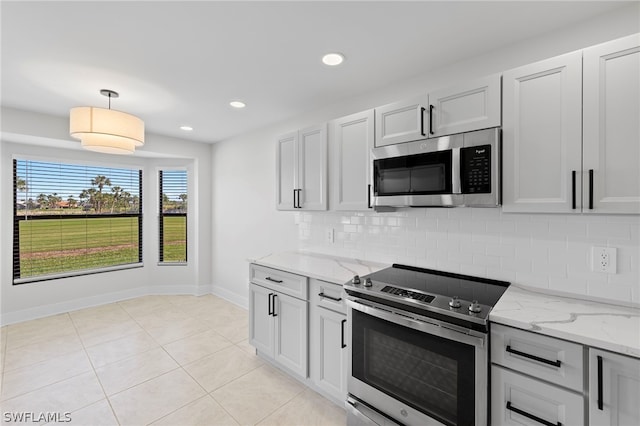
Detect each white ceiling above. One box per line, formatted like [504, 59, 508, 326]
[0, 1, 630, 144]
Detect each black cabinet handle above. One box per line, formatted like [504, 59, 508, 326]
[589, 169, 594, 210]
[265, 277, 283, 284]
[597, 355, 603, 410]
[506, 345, 561, 367]
[272, 294, 278, 317]
[268, 293, 274, 316]
[571, 170, 576, 210]
[341, 319, 347, 348]
[420, 107, 426, 136]
[367, 184, 372, 209]
[318, 292, 342, 302]
[292, 189, 297, 209]
[429, 105, 434, 135]
[506, 402, 562, 426]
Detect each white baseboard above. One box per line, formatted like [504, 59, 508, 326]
[1, 284, 204, 326]
[211, 285, 248, 310]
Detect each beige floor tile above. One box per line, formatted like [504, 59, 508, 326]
[211, 365, 305, 425]
[0, 372, 105, 425]
[140, 316, 211, 345]
[85, 330, 159, 368]
[95, 347, 179, 395]
[69, 302, 132, 325]
[163, 329, 233, 365]
[109, 368, 206, 426]
[258, 388, 346, 426]
[234, 339, 257, 357]
[208, 317, 248, 343]
[3, 332, 83, 372]
[67, 399, 119, 426]
[118, 295, 174, 319]
[151, 395, 239, 426]
[1, 350, 92, 401]
[76, 319, 144, 348]
[183, 345, 263, 392]
[6, 314, 77, 351]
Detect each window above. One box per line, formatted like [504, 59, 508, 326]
[159, 170, 187, 263]
[13, 159, 142, 283]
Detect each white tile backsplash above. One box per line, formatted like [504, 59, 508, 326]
[297, 208, 640, 306]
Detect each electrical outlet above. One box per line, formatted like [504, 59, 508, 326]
[591, 246, 617, 274]
[326, 227, 334, 243]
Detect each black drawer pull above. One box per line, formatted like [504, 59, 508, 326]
[597, 355, 603, 410]
[265, 277, 283, 283]
[506, 402, 562, 426]
[506, 345, 561, 367]
[318, 292, 342, 302]
[341, 319, 347, 349]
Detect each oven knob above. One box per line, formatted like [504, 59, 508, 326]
[449, 296, 461, 308]
[364, 278, 373, 287]
[468, 300, 482, 313]
[352, 275, 361, 285]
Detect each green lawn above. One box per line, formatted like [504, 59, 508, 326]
[17, 216, 186, 278]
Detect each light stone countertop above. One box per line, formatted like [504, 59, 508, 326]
[490, 285, 640, 359]
[248, 251, 389, 285]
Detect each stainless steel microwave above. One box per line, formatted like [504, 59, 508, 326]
[372, 128, 501, 208]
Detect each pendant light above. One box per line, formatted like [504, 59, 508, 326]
[70, 89, 145, 155]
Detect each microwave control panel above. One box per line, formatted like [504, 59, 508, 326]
[461, 145, 491, 194]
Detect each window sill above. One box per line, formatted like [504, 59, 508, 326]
[13, 263, 144, 285]
[157, 262, 188, 266]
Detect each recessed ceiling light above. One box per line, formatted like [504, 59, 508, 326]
[322, 52, 345, 66]
[180, 125, 193, 131]
[230, 101, 246, 109]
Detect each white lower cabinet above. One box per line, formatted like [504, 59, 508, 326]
[492, 365, 584, 426]
[249, 264, 308, 379]
[589, 348, 640, 426]
[309, 279, 348, 405]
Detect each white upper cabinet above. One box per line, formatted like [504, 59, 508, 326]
[428, 73, 501, 137]
[503, 33, 640, 214]
[583, 34, 640, 214]
[502, 51, 583, 213]
[276, 124, 328, 211]
[330, 109, 374, 211]
[374, 95, 428, 147]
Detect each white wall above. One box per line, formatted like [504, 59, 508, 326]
[210, 4, 640, 307]
[1, 108, 212, 324]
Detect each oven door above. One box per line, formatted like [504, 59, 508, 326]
[346, 297, 487, 426]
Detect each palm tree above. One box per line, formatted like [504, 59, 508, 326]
[91, 175, 111, 212]
[179, 193, 187, 212]
[36, 193, 47, 209]
[110, 186, 123, 213]
[67, 196, 77, 209]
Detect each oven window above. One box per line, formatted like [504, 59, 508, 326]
[351, 309, 475, 426]
[374, 150, 452, 196]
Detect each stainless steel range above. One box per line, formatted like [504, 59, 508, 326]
[343, 264, 509, 426]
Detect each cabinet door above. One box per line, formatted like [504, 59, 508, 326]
[298, 124, 328, 210]
[428, 73, 501, 137]
[311, 307, 347, 403]
[502, 51, 583, 213]
[375, 95, 428, 147]
[330, 110, 374, 211]
[492, 365, 584, 426]
[583, 34, 640, 214]
[276, 131, 298, 210]
[589, 348, 640, 426]
[273, 292, 308, 378]
[249, 283, 274, 357]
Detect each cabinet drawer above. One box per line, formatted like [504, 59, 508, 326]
[491, 323, 583, 391]
[250, 264, 308, 300]
[310, 279, 346, 314]
[492, 365, 584, 426]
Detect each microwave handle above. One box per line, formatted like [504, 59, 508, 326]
[451, 148, 461, 194]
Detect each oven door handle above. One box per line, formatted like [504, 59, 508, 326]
[345, 296, 485, 348]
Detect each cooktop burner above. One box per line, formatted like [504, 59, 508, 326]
[344, 264, 510, 330]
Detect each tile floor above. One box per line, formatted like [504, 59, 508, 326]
[0, 295, 346, 425]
